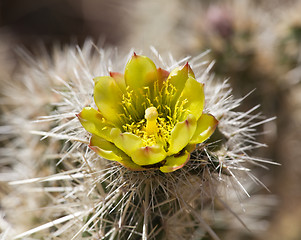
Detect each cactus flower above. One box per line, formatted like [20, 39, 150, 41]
[77, 54, 218, 172]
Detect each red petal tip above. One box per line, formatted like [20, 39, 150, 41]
[110, 72, 122, 78]
[184, 62, 192, 70]
[88, 144, 98, 153]
[180, 62, 189, 71]
[157, 68, 170, 78]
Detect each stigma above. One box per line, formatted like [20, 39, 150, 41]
[145, 107, 159, 135]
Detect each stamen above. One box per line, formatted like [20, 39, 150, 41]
[120, 78, 187, 148]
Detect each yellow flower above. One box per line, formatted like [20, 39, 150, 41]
[77, 54, 218, 172]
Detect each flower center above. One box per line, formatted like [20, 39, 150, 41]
[119, 80, 189, 149]
[122, 107, 174, 149]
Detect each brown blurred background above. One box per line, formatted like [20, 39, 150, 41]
[1, 0, 301, 239]
[0, 0, 134, 47]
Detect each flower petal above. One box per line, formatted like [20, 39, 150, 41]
[90, 135, 145, 171]
[77, 107, 113, 141]
[176, 76, 205, 121]
[124, 54, 158, 90]
[131, 144, 167, 166]
[93, 76, 123, 125]
[167, 63, 195, 101]
[160, 151, 190, 173]
[157, 67, 169, 90]
[110, 128, 144, 157]
[90, 135, 124, 162]
[168, 114, 197, 154]
[110, 72, 126, 92]
[190, 113, 218, 144]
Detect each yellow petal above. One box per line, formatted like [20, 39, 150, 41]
[168, 114, 197, 154]
[176, 77, 205, 121]
[131, 144, 167, 166]
[110, 72, 126, 92]
[160, 151, 190, 173]
[167, 63, 195, 101]
[90, 135, 145, 171]
[93, 76, 123, 125]
[77, 107, 113, 141]
[190, 113, 218, 144]
[185, 143, 197, 153]
[124, 54, 158, 90]
[110, 128, 144, 157]
[90, 135, 124, 161]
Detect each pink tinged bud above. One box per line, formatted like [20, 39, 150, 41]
[206, 5, 234, 39]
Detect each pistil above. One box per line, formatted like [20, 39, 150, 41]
[144, 107, 159, 135]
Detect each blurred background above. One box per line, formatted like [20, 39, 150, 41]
[0, 0, 301, 239]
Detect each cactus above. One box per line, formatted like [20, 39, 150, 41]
[0, 43, 276, 239]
